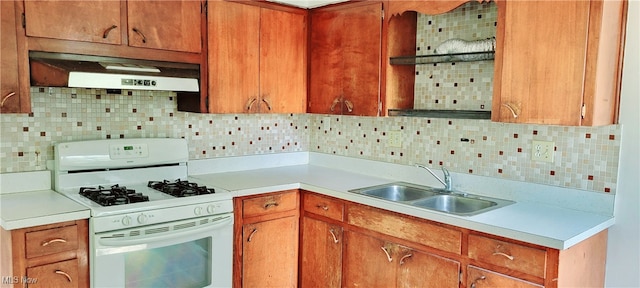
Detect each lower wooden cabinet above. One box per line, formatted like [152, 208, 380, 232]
[343, 231, 460, 288]
[300, 217, 342, 288]
[0, 220, 89, 288]
[298, 191, 609, 288]
[234, 190, 300, 288]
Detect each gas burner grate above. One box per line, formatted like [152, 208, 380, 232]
[79, 184, 149, 206]
[148, 179, 215, 197]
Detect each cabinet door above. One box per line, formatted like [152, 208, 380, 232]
[259, 8, 306, 113]
[127, 1, 202, 53]
[308, 2, 382, 116]
[208, 1, 260, 113]
[493, 1, 590, 125]
[396, 246, 460, 288]
[26, 258, 79, 288]
[467, 266, 543, 288]
[300, 217, 342, 288]
[23, 0, 121, 44]
[343, 231, 396, 287]
[1, 0, 21, 113]
[242, 216, 298, 288]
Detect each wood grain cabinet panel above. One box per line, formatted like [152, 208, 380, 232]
[127, 1, 202, 53]
[300, 216, 342, 288]
[0, 0, 25, 113]
[0, 220, 89, 288]
[492, 0, 627, 125]
[208, 1, 306, 114]
[468, 265, 543, 288]
[234, 190, 300, 288]
[308, 2, 382, 116]
[23, 0, 121, 44]
[302, 193, 344, 221]
[468, 234, 547, 279]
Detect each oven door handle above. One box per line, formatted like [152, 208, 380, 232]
[98, 215, 232, 247]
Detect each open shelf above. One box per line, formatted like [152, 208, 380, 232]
[390, 51, 494, 65]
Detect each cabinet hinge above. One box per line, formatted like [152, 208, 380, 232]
[581, 103, 586, 119]
[381, 7, 384, 20]
[21, 13, 26, 28]
[202, 1, 208, 16]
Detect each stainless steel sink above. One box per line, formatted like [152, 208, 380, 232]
[411, 194, 497, 215]
[351, 183, 442, 201]
[349, 182, 514, 216]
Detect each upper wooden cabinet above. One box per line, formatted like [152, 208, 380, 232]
[23, 0, 202, 53]
[23, 1, 121, 45]
[127, 1, 202, 53]
[308, 2, 383, 116]
[208, 1, 306, 114]
[492, 0, 626, 126]
[1, 0, 27, 113]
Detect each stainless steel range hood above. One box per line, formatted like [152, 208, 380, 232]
[29, 52, 200, 92]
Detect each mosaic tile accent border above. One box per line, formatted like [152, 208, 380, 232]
[0, 87, 621, 194]
[415, 1, 497, 111]
[307, 114, 621, 194]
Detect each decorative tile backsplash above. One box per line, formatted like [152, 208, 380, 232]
[415, 1, 496, 111]
[0, 88, 621, 194]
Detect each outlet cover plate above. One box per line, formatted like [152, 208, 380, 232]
[323, 117, 331, 131]
[388, 131, 402, 148]
[531, 140, 555, 163]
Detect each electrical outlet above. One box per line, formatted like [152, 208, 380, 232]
[531, 140, 555, 163]
[388, 131, 403, 148]
[323, 117, 331, 131]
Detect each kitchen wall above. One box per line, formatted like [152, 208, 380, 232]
[0, 86, 621, 195]
[414, 1, 496, 111]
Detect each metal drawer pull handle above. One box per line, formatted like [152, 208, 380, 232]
[1, 92, 16, 107]
[42, 238, 67, 246]
[264, 202, 279, 209]
[330, 97, 341, 112]
[102, 25, 117, 38]
[247, 228, 258, 242]
[246, 97, 257, 111]
[502, 103, 519, 118]
[344, 99, 354, 112]
[328, 228, 339, 244]
[492, 252, 515, 260]
[132, 27, 147, 43]
[399, 253, 413, 265]
[262, 98, 272, 111]
[55, 270, 72, 282]
[380, 246, 392, 262]
[470, 275, 486, 288]
[316, 204, 329, 211]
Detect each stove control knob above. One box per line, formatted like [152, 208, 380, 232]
[122, 216, 132, 226]
[137, 213, 147, 224]
[207, 204, 216, 214]
[194, 206, 203, 216]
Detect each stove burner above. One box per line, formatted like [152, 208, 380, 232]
[79, 184, 149, 206]
[148, 179, 215, 197]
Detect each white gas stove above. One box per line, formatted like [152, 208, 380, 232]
[53, 138, 233, 288]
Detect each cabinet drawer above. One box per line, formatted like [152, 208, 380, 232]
[27, 258, 79, 288]
[347, 204, 461, 254]
[243, 190, 298, 218]
[468, 234, 547, 278]
[26, 225, 79, 258]
[467, 265, 543, 288]
[303, 193, 344, 221]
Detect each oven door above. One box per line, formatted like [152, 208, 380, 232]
[92, 213, 233, 288]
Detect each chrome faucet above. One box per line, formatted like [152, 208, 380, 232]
[415, 164, 452, 192]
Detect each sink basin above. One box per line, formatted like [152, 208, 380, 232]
[411, 194, 497, 215]
[350, 182, 442, 201]
[349, 182, 514, 216]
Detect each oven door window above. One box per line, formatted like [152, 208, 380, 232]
[124, 237, 211, 288]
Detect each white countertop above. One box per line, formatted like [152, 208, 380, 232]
[0, 171, 90, 230]
[1, 190, 91, 230]
[190, 155, 615, 250]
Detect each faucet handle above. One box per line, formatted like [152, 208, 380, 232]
[441, 167, 452, 192]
